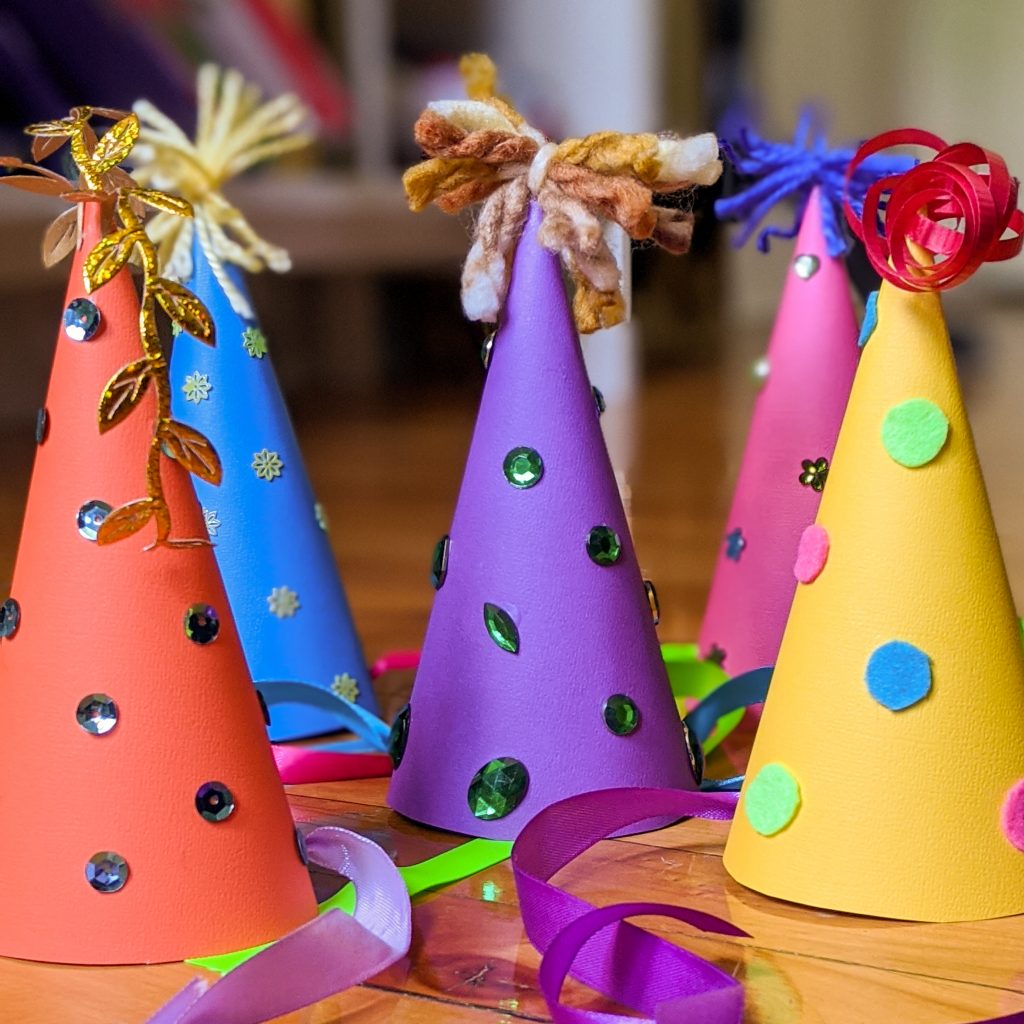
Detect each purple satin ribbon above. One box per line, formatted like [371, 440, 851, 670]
[513, 787, 747, 1024]
[716, 109, 915, 257]
[145, 826, 411, 1024]
[513, 786, 1024, 1024]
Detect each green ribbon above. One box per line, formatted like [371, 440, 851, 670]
[189, 838, 513, 974]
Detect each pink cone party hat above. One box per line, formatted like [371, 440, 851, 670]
[698, 120, 913, 683]
[387, 55, 722, 839]
[724, 130, 1024, 922]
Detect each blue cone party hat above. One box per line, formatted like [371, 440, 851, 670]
[134, 66, 384, 742]
[170, 246, 382, 741]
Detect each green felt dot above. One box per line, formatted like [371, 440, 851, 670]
[744, 763, 801, 836]
[881, 399, 949, 467]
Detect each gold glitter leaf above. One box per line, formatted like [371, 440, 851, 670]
[125, 189, 193, 218]
[90, 114, 140, 173]
[160, 420, 222, 485]
[83, 227, 144, 291]
[98, 358, 153, 433]
[96, 497, 156, 545]
[152, 278, 215, 343]
[24, 116, 79, 138]
[0, 175, 69, 197]
[42, 207, 78, 267]
[31, 134, 68, 161]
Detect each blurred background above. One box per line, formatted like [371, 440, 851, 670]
[1, 0, 1023, 650]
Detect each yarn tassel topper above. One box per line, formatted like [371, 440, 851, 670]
[404, 53, 722, 333]
[717, 110, 915, 258]
[133, 64, 313, 318]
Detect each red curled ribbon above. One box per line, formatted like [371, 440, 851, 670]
[844, 128, 1024, 290]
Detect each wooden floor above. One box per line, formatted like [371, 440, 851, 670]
[3, 323, 1024, 1022]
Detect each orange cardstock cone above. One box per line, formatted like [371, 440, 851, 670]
[724, 278, 1024, 922]
[0, 205, 316, 964]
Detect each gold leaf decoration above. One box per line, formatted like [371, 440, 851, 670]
[42, 207, 78, 267]
[4, 103, 219, 547]
[31, 134, 68, 162]
[24, 116, 80, 138]
[151, 278, 215, 343]
[83, 227, 144, 291]
[98, 358, 153, 432]
[0, 175, 69, 197]
[159, 420, 223, 485]
[124, 188, 193, 218]
[90, 114, 140, 173]
[96, 498, 157, 545]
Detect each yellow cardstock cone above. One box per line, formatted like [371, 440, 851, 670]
[723, 279, 1024, 922]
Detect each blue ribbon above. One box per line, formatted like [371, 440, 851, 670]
[716, 110, 915, 258]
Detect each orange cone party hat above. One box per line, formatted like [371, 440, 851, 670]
[0, 109, 315, 963]
[724, 130, 1024, 921]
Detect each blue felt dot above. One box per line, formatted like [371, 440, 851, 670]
[865, 640, 931, 710]
[858, 290, 879, 349]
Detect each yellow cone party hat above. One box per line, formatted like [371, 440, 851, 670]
[724, 130, 1024, 922]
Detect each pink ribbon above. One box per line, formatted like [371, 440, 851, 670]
[145, 826, 410, 1024]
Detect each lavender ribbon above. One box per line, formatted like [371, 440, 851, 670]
[716, 110, 915, 257]
[145, 826, 410, 1024]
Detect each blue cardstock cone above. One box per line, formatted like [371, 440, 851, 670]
[170, 242, 380, 741]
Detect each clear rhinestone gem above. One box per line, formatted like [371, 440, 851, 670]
[64, 298, 102, 341]
[76, 694, 118, 735]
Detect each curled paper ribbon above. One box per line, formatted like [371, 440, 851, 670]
[146, 826, 410, 1024]
[844, 129, 1024, 290]
[716, 110, 915, 257]
[513, 787, 747, 1024]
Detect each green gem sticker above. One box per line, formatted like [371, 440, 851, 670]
[388, 704, 411, 769]
[483, 602, 520, 654]
[603, 694, 640, 736]
[744, 762, 801, 836]
[467, 757, 529, 820]
[431, 535, 450, 589]
[586, 525, 622, 566]
[503, 446, 544, 489]
[881, 398, 949, 467]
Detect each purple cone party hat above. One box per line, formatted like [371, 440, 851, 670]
[387, 54, 723, 839]
[697, 117, 913, 684]
[132, 67, 385, 744]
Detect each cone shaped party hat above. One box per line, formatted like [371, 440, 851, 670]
[132, 67, 381, 741]
[698, 187, 859, 677]
[700, 118, 914, 681]
[724, 130, 1024, 921]
[0, 113, 315, 963]
[388, 55, 723, 838]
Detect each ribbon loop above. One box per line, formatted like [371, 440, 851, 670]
[843, 128, 1024, 290]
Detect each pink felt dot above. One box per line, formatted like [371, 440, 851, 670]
[1001, 780, 1024, 852]
[794, 524, 829, 584]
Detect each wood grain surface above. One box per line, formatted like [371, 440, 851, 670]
[2, 331, 1023, 1022]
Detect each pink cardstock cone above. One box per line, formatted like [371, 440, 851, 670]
[698, 187, 860, 680]
[387, 203, 695, 839]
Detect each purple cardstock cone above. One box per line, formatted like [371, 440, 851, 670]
[387, 203, 694, 839]
[697, 187, 860, 680]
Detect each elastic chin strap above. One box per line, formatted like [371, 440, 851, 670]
[684, 666, 773, 793]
